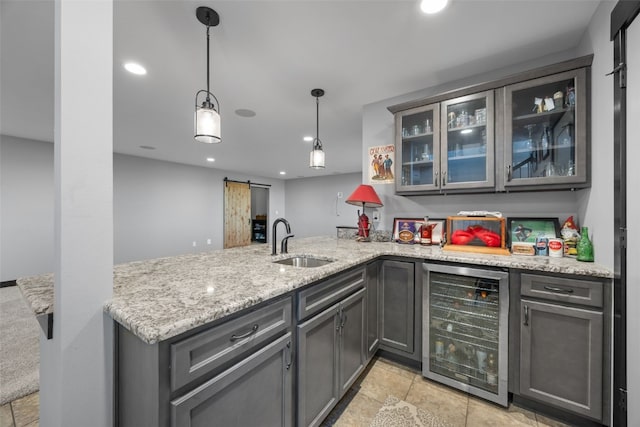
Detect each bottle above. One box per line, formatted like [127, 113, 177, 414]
[486, 353, 497, 385]
[577, 226, 594, 262]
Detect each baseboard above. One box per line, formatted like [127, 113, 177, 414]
[0, 280, 17, 288]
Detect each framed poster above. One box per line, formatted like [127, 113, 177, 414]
[507, 217, 560, 246]
[369, 144, 395, 184]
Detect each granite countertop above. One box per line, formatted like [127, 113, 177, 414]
[16, 236, 613, 345]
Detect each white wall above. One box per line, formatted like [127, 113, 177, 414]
[0, 135, 54, 281]
[284, 173, 362, 238]
[113, 154, 285, 263]
[574, 0, 616, 271]
[251, 187, 269, 219]
[0, 137, 286, 280]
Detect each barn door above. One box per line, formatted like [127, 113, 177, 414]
[224, 180, 251, 248]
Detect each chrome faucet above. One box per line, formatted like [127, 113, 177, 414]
[272, 218, 294, 255]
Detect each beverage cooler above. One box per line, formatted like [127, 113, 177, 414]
[422, 263, 509, 406]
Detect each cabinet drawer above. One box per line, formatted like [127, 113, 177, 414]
[171, 332, 293, 427]
[520, 273, 603, 308]
[170, 296, 292, 391]
[297, 268, 365, 320]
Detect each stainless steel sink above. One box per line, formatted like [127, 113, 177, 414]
[273, 255, 334, 268]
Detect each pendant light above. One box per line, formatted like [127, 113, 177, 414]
[194, 7, 221, 144]
[309, 89, 326, 169]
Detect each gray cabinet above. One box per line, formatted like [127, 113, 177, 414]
[393, 91, 495, 194]
[117, 296, 294, 427]
[365, 261, 380, 359]
[297, 287, 366, 427]
[379, 259, 420, 360]
[388, 55, 592, 195]
[170, 333, 293, 427]
[516, 272, 608, 423]
[501, 68, 589, 191]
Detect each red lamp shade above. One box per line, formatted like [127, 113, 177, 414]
[345, 185, 383, 208]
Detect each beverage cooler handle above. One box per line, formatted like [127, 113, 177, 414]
[441, 171, 447, 187]
[435, 171, 439, 188]
[523, 305, 529, 326]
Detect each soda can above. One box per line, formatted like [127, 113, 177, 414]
[535, 236, 549, 256]
[548, 238, 564, 257]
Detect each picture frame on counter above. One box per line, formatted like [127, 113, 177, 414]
[392, 218, 423, 244]
[506, 217, 560, 247]
[426, 218, 446, 245]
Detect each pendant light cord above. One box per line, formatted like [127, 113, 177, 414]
[316, 96, 320, 142]
[205, 25, 211, 104]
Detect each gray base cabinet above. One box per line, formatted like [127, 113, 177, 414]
[297, 288, 366, 427]
[515, 272, 609, 423]
[170, 333, 293, 427]
[365, 261, 380, 360]
[117, 296, 294, 427]
[379, 259, 420, 360]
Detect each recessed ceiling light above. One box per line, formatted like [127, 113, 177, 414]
[139, 145, 156, 150]
[279, 171, 286, 175]
[235, 109, 256, 118]
[461, 129, 473, 134]
[206, 157, 215, 162]
[303, 136, 313, 142]
[420, 0, 449, 14]
[124, 62, 147, 75]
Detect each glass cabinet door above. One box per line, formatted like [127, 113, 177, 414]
[395, 103, 440, 192]
[504, 69, 587, 188]
[440, 91, 495, 190]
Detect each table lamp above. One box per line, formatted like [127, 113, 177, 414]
[345, 184, 383, 241]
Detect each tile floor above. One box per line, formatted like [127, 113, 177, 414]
[0, 392, 38, 427]
[323, 356, 572, 427]
[0, 356, 573, 427]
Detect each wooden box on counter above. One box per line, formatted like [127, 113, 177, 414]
[443, 216, 510, 256]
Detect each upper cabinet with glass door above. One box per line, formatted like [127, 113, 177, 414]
[440, 91, 495, 191]
[395, 103, 440, 193]
[502, 69, 588, 190]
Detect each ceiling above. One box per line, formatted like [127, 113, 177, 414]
[1, 0, 601, 180]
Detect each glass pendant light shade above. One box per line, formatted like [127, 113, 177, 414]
[195, 92, 221, 144]
[310, 139, 325, 169]
[309, 88, 326, 169]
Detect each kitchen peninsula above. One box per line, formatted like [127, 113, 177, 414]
[17, 236, 613, 426]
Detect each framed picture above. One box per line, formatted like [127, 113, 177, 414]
[392, 218, 423, 244]
[506, 217, 560, 246]
[425, 218, 446, 245]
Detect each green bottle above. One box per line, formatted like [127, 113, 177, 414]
[577, 226, 594, 262]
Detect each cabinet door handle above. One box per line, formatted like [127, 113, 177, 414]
[523, 305, 529, 326]
[335, 308, 342, 331]
[543, 285, 574, 294]
[434, 171, 439, 188]
[507, 165, 512, 182]
[285, 341, 292, 370]
[341, 313, 348, 330]
[441, 171, 447, 187]
[230, 324, 259, 341]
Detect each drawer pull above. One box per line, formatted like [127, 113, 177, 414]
[229, 324, 259, 342]
[524, 305, 529, 326]
[285, 341, 292, 370]
[543, 285, 574, 294]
